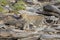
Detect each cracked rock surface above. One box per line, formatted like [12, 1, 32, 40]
[0, 0, 60, 40]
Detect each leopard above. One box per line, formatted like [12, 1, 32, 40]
[20, 13, 46, 31]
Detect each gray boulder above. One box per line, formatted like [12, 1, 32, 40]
[43, 5, 60, 15]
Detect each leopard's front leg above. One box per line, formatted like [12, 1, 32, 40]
[23, 22, 30, 31]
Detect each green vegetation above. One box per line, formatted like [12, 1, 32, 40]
[0, 0, 26, 14]
[0, 6, 4, 12]
[13, 0, 26, 11]
[0, 0, 8, 6]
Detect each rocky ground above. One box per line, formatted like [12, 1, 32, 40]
[1, 0, 60, 40]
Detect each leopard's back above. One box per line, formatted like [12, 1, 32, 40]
[21, 13, 45, 26]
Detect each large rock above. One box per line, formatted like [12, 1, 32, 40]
[43, 5, 60, 14]
[24, 0, 38, 4]
[18, 10, 39, 15]
[26, 4, 42, 13]
[3, 14, 25, 30]
[38, 0, 52, 2]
